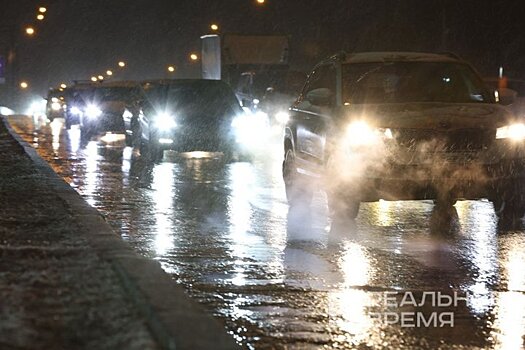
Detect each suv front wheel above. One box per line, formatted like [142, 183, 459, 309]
[493, 197, 525, 223]
[283, 148, 313, 206]
[327, 191, 361, 220]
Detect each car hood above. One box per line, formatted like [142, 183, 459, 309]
[340, 102, 516, 130]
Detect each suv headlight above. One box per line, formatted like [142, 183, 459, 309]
[345, 121, 393, 147]
[496, 123, 525, 140]
[85, 105, 102, 119]
[275, 111, 290, 124]
[153, 112, 177, 130]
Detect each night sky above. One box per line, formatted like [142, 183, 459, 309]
[3, 0, 525, 96]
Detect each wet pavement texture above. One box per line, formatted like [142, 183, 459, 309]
[0, 118, 157, 350]
[9, 115, 525, 349]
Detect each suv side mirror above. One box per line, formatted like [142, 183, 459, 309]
[498, 88, 517, 106]
[306, 88, 333, 106]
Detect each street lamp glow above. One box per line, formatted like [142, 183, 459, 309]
[256, 0, 265, 4]
[167, 65, 175, 73]
[106, 70, 113, 76]
[91, 76, 98, 82]
[38, 7, 47, 13]
[25, 27, 35, 35]
[210, 24, 219, 31]
[97, 75, 104, 80]
[190, 53, 199, 61]
[37, 14, 44, 20]
[118, 61, 126, 68]
[20, 82, 29, 89]
[60, 83, 67, 89]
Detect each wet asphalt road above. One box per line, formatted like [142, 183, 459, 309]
[9, 115, 525, 349]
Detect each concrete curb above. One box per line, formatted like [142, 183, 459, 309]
[3, 117, 239, 350]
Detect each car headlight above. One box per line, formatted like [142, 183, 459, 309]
[345, 121, 393, 147]
[275, 111, 290, 124]
[70, 106, 82, 115]
[153, 112, 177, 129]
[231, 112, 270, 146]
[51, 102, 61, 111]
[85, 105, 102, 119]
[496, 123, 525, 140]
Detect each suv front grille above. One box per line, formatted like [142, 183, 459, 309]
[393, 128, 495, 152]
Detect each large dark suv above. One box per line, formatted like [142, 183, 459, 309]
[283, 52, 525, 221]
[127, 79, 246, 161]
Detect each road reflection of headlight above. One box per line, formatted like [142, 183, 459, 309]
[496, 123, 525, 140]
[154, 112, 177, 130]
[85, 105, 102, 119]
[275, 111, 289, 124]
[345, 121, 392, 147]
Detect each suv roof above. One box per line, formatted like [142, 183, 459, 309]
[333, 51, 462, 65]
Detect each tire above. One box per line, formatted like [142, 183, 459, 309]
[141, 137, 163, 162]
[126, 118, 140, 148]
[328, 191, 361, 220]
[282, 148, 313, 206]
[80, 125, 92, 141]
[125, 133, 133, 147]
[151, 145, 164, 162]
[493, 183, 525, 224]
[493, 197, 525, 223]
[324, 154, 360, 220]
[139, 139, 148, 157]
[433, 194, 457, 212]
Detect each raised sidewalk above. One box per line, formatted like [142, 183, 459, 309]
[0, 117, 239, 350]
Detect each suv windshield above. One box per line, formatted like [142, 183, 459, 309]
[144, 81, 241, 119]
[342, 61, 493, 104]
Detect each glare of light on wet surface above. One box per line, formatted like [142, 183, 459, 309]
[121, 146, 133, 180]
[227, 163, 257, 286]
[328, 241, 374, 345]
[490, 234, 525, 349]
[455, 201, 499, 314]
[100, 132, 125, 144]
[68, 126, 81, 155]
[179, 151, 223, 159]
[492, 291, 525, 350]
[83, 141, 101, 207]
[151, 164, 176, 256]
[50, 119, 62, 152]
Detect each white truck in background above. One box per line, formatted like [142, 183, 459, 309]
[201, 34, 304, 125]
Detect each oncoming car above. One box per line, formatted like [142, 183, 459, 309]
[71, 82, 140, 139]
[45, 88, 66, 122]
[283, 51, 525, 221]
[127, 79, 261, 161]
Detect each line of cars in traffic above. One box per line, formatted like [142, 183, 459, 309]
[45, 78, 270, 161]
[43, 51, 525, 222]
